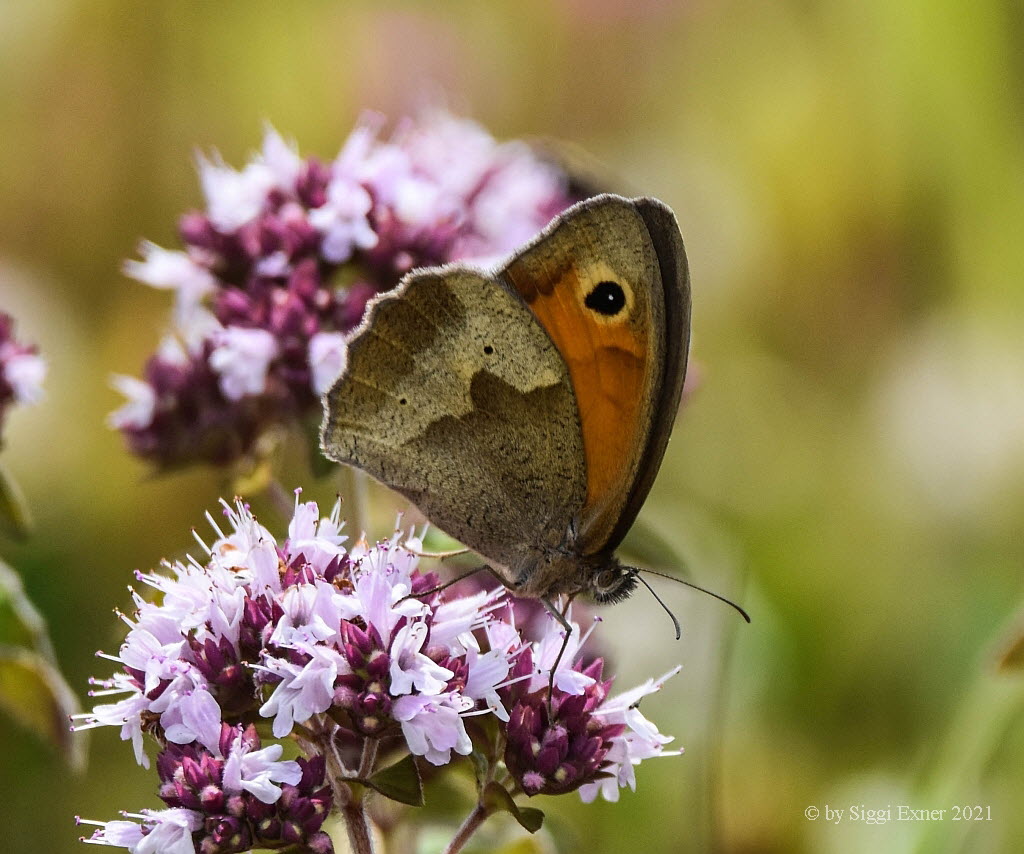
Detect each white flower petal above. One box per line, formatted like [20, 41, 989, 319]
[3, 352, 45, 404]
[209, 326, 279, 401]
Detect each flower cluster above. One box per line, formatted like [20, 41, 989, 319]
[75, 495, 678, 852]
[502, 612, 681, 801]
[110, 113, 578, 468]
[0, 311, 45, 439]
[80, 724, 332, 854]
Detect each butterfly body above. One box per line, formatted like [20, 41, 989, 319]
[321, 194, 690, 605]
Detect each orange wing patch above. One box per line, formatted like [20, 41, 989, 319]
[504, 258, 651, 552]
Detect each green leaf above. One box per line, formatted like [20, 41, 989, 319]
[364, 753, 424, 806]
[482, 782, 544, 833]
[470, 750, 490, 791]
[0, 560, 83, 769]
[0, 561, 53, 658]
[0, 646, 84, 770]
[0, 461, 32, 539]
[511, 807, 544, 835]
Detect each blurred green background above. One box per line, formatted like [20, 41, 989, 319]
[2, 1, 1023, 852]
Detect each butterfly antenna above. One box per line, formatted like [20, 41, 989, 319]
[633, 572, 682, 640]
[637, 567, 751, 624]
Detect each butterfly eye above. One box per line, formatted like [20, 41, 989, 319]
[591, 566, 637, 604]
[584, 280, 626, 317]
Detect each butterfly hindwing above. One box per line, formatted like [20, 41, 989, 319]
[321, 267, 588, 579]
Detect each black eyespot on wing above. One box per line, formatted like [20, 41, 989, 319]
[584, 280, 626, 316]
[483, 345, 494, 355]
[399, 397, 408, 405]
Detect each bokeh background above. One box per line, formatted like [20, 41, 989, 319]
[2, 1, 1023, 852]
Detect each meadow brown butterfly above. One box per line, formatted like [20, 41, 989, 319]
[321, 194, 692, 610]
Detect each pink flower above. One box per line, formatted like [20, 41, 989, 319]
[208, 325, 279, 400]
[106, 375, 156, 430]
[338, 549, 428, 639]
[0, 312, 45, 433]
[392, 692, 474, 766]
[258, 641, 352, 739]
[81, 723, 333, 853]
[464, 646, 516, 721]
[77, 493, 682, 850]
[308, 175, 377, 262]
[307, 331, 348, 395]
[270, 581, 346, 647]
[122, 242, 216, 320]
[197, 151, 277, 232]
[204, 498, 282, 594]
[578, 667, 683, 803]
[77, 673, 150, 766]
[158, 684, 222, 750]
[221, 729, 302, 804]
[389, 621, 455, 696]
[3, 351, 45, 404]
[285, 494, 347, 572]
[80, 808, 201, 854]
[528, 610, 600, 695]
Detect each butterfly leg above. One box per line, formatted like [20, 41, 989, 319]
[541, 594, 578, 713]
[403, 544, 472, 560]
[399, 565, 492, 602]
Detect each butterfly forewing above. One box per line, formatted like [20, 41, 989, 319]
[604, 198, 690, 551]
[499, 195, 687, 556]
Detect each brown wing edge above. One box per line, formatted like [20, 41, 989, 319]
[599, 197, 691, 553]
[319, 265, 463, 459]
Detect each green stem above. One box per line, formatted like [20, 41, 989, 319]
[443, 803, 489, 854]
[359, 737, 379, 777]
[317, 723, 376, 854]
[343, 799, 375, 854]
[909, 671, 1024, 854]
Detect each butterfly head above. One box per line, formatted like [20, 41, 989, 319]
[586, 557, 638, 605]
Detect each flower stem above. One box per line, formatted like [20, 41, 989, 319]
[317, 724, 377, 854]
[319, 729, 349, 805]
[343, 799, 376, 854]
[443, 803, 489, 854]
[909, 670, 1024, 854]
[358, 737, 379, 777]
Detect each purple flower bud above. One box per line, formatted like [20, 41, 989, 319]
[505, 658, 625, 797]
[306, 830, 336, 854]
[178, 211, 219, 249]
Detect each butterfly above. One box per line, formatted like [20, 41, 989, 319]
[321, 194, 694, 615]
